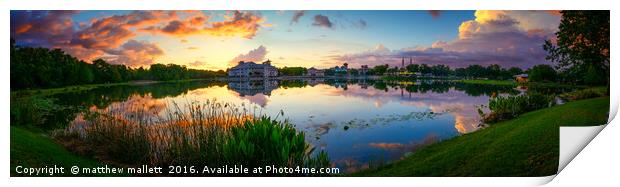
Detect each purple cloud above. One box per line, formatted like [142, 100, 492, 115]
[290, 10, 306, 24]
[228, 45, 269, 66]
[427, 10, 441, 19]
[312, 14, 333, 28]
[329, 11, 559, 69]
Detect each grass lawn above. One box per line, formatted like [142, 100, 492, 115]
[352, 97, 609, 176]
[10, 126, 122, 176]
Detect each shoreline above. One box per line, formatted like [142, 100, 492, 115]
[10, 78, 219, 98]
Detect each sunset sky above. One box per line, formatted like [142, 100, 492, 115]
[10, 10, 561, 70]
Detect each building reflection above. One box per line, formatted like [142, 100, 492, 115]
[227, 80, 279, 96]
[307, 78, 325, 87]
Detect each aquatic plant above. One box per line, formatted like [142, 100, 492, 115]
[223, 117, 329, 170]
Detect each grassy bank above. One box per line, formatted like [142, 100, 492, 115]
[457, 79, 516, 86]
[10, 127, 119, 176]
[381, 76, 454, 81]
[456, 79, 589, 89]
[353, 97, 609, 176]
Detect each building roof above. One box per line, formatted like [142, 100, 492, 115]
[231, 61, 276, 70]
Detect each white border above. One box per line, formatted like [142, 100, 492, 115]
[0, 0, 617, 10]
[2, 1, 618, 187]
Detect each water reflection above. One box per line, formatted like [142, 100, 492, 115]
[52, 79, 539, 172]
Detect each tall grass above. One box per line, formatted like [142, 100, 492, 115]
[482, 93, 556, 123]
[60, 99, 330, 176]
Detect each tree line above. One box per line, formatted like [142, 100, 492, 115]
[277, 67, 307, 76]
[324, 62, 559, 82]
[11, 41, 226, 90]
[273, 62, 559, 83]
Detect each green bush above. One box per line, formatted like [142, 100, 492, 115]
[10, 96, 58, 127]
[560, 87, 606, 101]
[223, 117, 329, 171]
[484, 93, 556, 123]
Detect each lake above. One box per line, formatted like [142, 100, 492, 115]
[49, 79, 537, 172]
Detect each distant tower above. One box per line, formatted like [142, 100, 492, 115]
[401, 57, 405, 68]
[409, 57, 413, 65]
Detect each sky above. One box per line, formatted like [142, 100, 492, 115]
[10, 10, 562, 70]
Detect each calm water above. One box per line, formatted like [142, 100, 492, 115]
[50, 79, 536, 172]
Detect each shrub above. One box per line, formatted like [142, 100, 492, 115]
[560, 87, 606, 101]
[483, 93, 556, 123]
[223, 117, 329, 171]
[10, 96, 58, 127]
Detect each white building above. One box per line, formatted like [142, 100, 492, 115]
[228, 60, 278, 78]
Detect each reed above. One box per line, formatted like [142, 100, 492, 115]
[62, 99, 330, 176]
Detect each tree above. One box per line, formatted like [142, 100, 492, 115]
[406, 64, 419, 73]
[10, 42, 228, 90]
[431, 64, 450, 76]
[349, 69, 359, 76]
[527, 64, 557, 82]
[78, 62, 95, 84]
[372, 64, 388, 75]
[507, 67, 523, 76]
[419, 64, 431, 74]
[465, 65, 485, 78]
[584, 64, 604, 85]
[485, 64, 502, 79]
[543, 10, 609, 85]
[278, 67, 307, 76]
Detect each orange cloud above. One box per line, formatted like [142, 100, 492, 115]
[104, 40, 165, 67]
[544, 10, 562, 16]
[12, 10, 267, 67]
[11, 10, 78, 48]
[139, 10, 265, 39]
[14, 24, 32, 34]
[206, 11, 265, 39]
[139, 11, 211, 36]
